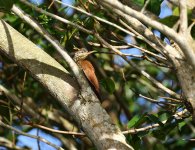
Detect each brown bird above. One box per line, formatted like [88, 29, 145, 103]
[73, 48, 99, 93]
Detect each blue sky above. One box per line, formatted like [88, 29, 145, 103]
[29, 0, 75, 15]
[17, 128, 62, 150]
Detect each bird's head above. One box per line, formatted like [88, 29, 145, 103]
[73, 48, 95, 62]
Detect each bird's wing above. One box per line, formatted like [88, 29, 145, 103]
[79, 60, 99, 93]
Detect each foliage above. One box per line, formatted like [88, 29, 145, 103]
[0, 0, 13, 12]
[0, 0, 194, 149]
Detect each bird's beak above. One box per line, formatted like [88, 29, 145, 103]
[79, 51, 96, 60]
[86, 50, 96, 56]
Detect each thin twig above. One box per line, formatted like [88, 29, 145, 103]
[106, 5, 173, 58]
[143, 55, 171, 68]
[141, 0, 150, 13]
[19, 0, 92, 34]
[126, 43, 167, 62]
[94, 33, 181, 99]
[31, 123, 85, 136]
[88, 41, 167, 64]
[0, 85, 41, 119]
[54, 0, 135, 36]
[159, 96, 181, 102]
[139, 94, 179, 105]
[23, 109, 189, 136]
[0, 120, 64, 150]
[92, 51, 144, 58]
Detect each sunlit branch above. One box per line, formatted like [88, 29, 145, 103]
[139, 94, 179, 106]
[99, 0, 178, 39]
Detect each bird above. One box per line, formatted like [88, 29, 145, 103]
[73, 48, 100, 94]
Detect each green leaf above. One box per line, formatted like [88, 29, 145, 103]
[101, 78, 115, 94]
[160, 16, 179, 27]
[127, 115, 140, 128]
[191, 25, 195, 39]
[158, 111, 171, 121]
[0, 0, 14, 12]
[137, 130, 149, 137]
[164, 118, 179, 133]
[0, 105, 10, 121]
[153, 143, 166, 150]
[178, 121, 186, 131]
[151, 115, 181, 141]
[134, 113, 148, 128]
[173, 7, 179, 16]
[131, 0, 145, 7]
[152, 129, 166, 140]
[147, 0, 163, 15]
[146, 114, 164, 127]
[130, 135, 141, 150]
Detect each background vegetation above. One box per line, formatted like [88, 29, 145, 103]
[0, 0, 195, 149]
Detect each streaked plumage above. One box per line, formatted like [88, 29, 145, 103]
[74, 49, 99, 93]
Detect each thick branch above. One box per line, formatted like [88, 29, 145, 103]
[0, 20, 133, 149]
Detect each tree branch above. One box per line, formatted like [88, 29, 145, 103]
[0, 14, 132, 150]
